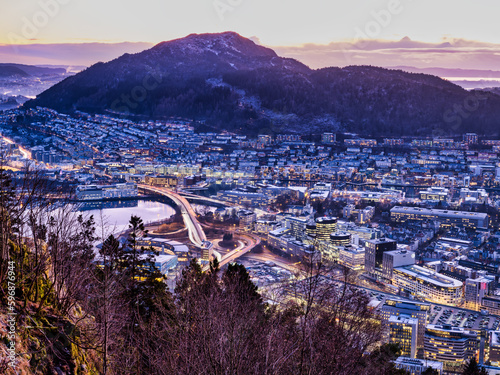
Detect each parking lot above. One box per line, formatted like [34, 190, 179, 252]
[428, 306, 500, 331]
[366, 290, 500, 332]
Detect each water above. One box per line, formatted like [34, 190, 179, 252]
[78, 199, 175, 236]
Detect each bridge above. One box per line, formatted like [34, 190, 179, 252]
[178, 191, 232, 208]
[140, 185, 260, 271]
[139, 185, 208, 247]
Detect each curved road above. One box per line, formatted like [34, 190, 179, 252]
[141, 185, 260, 270]
[215, 232, 261, 269]
[140, 185, 207, 247]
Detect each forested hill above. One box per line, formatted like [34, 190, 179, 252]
[26, 32, 500, 137]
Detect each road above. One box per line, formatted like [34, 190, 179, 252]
[140, 185, 207, 247]
[141, 186, 263, 270]
[216, 232, 261, 269]
[2, 135, 31, 159]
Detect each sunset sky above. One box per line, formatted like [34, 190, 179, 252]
[1, 0, 500, 70]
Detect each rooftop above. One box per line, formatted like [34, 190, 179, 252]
[395, 265, 463, 288]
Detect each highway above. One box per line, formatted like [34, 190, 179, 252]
[2, 135, 31, 159]
[140, 185, 207, 247]
[216, 232, 261, 269]
[141, 185, 261, 270]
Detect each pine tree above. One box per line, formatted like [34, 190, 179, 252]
[462, 357, 487, 375]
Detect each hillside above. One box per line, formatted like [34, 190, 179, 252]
[0, 64, 66, 78]
[26, 32, 500, 136]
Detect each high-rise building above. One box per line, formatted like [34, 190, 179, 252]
[388, 315, 418, 358]
[285, 216, 309, 240]
[315, 217, 337, 242]
[380, 298, 430, 349]
[305, 219, 316, 240]
[364, 238, 397, 279]
[465, 277, 494, 311]
[424, 325, 478, 367]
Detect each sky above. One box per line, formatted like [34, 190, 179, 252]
[1, 0, 500, 70]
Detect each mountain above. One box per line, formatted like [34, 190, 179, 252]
[0, 63, 67, 77]
[26, 32, 500, 137]
[0, 63, 73, 101]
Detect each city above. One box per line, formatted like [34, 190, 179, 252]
[2, 1, 500, 374]
[2, 105, 500, 373]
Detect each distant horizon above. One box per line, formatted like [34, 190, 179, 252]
[2, 33, 500, 77]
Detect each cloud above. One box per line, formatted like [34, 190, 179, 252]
[272, 37, 500, 71]
[0, 42, 154, 66]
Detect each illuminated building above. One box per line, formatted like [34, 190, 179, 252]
[489, 331, 500, 366]
[315, 217, 337, 242]
[330, 232, 351, 247]
[393, 265, 463, 306]
[344, 138, 377, 147]
[465, 277, 494, 311]
[305, 220, 316, 240]
[321, 132, 336, 144]
[380, 298, 430, 348]
[390, 206, 489, 229]
[393, 357, 443, 375]
[255, 220, 279, 235]
[388, 315, 418, 358]
[464, 133, 478, 144]
[238, 210, 257, 231]
[384, 138, 404, 146]
[217, 190, 270, 207]
[285, 216, 309, 240]
[364, 238, 397, 279]
[144, 175, 178, 188]
[201, 241, 213, 262]
[424, 325, 478, 366]
[338, 245, 365, 270]
[382, 249, 415, 281]
[419, 187, 449, 202]
[76, 183, 138, 200]
[459, 188, 488, 204]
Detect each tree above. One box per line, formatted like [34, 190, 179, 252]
[462, 357, 488, 375]
[110, 215, 172, 374]
[88, 234, 129, 375]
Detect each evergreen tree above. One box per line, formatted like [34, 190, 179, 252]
[462, 357, 488, 375]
